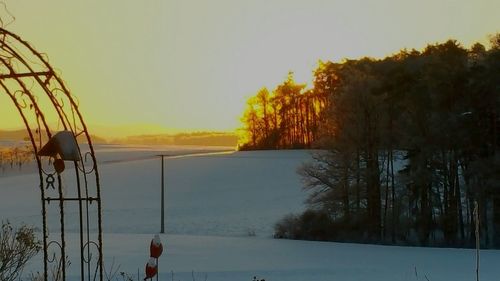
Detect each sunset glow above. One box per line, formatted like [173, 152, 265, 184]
[1, 0, 499, 137]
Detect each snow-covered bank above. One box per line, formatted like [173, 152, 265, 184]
[100, 233, 499, 281]
[27, 232, 500, 281]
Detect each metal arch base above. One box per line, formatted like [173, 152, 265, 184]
[0, 28, 103, 281]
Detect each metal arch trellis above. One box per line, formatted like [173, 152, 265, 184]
[0, 28, 103, 281]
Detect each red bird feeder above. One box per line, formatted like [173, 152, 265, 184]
[144, 257, 157, 280]
[150, 234, 163, 258]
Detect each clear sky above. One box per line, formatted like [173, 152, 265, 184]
[1, 0, 499, 137]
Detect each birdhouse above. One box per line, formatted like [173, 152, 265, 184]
[38, 131, 80, 161]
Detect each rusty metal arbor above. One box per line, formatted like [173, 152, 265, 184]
[0, 28, 103, 281]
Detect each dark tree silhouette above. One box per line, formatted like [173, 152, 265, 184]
[263, 35, 500, 247]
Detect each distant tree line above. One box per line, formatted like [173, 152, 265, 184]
[241, 36, 500, 247]
[239, 73, 327, 149]
[115, 131, 238, 147]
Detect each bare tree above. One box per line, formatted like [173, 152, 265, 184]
[0, 222, 41, 281]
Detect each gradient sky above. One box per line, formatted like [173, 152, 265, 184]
[1, 0, 499, 137]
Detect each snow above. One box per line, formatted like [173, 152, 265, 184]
[1, 145, 499, 281]
[152, 234, 161, 246]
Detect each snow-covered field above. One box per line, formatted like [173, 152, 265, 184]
[1, 145, 499, 281]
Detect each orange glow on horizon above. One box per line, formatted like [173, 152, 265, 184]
[0, 0, 498, 136]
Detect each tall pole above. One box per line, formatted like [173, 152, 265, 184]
[475, 201, 480, 281]
[160, 155, 165, 234]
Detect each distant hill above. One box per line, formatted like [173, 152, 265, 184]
[0, 129, 107, 144]
[0, 129, 30, 141]
[0, 129, 237, 147]
[113, 132, 238, 147]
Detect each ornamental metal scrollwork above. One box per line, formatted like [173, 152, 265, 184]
[0, 28, 103, 281]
